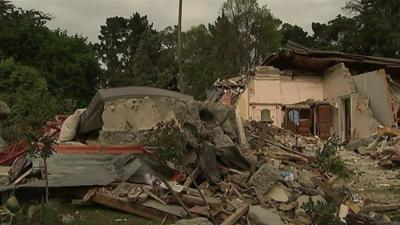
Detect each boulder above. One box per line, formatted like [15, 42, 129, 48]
[248, 205, 285, 225]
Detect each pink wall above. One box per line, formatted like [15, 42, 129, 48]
[241, 67, 324, 127]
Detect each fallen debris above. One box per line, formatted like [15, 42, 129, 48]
[0, 87, 398, 225]
[248, 205, 284, 225]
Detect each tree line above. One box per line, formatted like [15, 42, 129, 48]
[0, 0, 399, 140]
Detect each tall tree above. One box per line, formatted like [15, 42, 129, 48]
[181, 25, 216, 99]
[221, 0, 282, 72]
[344, 0, 400, 57]
[309, 0, 400, 57]
[311, 15, 357, 52]
[0, 1, 100, 105]
[280, 23, 313, 47]
[96, 13, 174, 88]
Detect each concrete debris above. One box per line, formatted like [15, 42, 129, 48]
[1, 86, 398, 225]
[267, 182, 290, 203]
[5, 196, 19, 212]
[248, 205, 285, 225]
[346, 127, 400, 169]
[249, 163, 279, 197]
[61, 213, 76, 224]
[173, 218, 213, 225]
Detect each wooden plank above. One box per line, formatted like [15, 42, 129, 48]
[92, 192, 177, 221]
[235, 108, 248, 146]
[180, 194, 222, 208]
[183, 167, 200, 187]
[140, 200, 187, 218]
[142, 188, 167, 205]
[363, 204, 400, 212]
[220, 203, 249, 225]
[82, 188, 97, 203]
[12, 168, 32, 185]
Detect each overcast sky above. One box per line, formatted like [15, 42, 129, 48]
[12, 0, 346, 43]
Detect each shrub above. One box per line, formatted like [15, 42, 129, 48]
[302, 198, 345, 225]
[315, 137, 351, 178]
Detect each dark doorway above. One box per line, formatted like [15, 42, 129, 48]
[344, 98, 351, 142]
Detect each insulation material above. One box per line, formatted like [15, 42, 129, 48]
[59, 109, 86, 142]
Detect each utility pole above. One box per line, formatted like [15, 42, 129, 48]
[177, 0, 183, 89]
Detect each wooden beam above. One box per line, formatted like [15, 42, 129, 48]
[12, 168, 32, 185]
[220, 203, 249, 225]
[92, 192, 177, 221]
[183, 166, 200, 187]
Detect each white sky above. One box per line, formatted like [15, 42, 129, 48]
[12, 0, 346, 43]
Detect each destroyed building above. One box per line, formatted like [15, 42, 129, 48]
[213, 42, 400, 142]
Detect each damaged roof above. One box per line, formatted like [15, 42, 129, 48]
[263, 41, 400, 76]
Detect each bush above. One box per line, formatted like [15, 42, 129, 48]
[148, 122, 187, 167]
[302, 198, 345, 225]
[315, 138, 351, 178]
[0, 90, 76, 143]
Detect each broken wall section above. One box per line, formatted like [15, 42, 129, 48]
[352, 70, 397, 127]
[243, 66, 324, 127]
[99, 97, 240, 149]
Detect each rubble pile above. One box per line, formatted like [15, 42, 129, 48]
[0, 88, 398, 225]
[346, 127, 400, 169]
[208, 75, 246, 104]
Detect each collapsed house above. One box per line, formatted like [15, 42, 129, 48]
[1, 85, 400, 223]
[213, 42, 400, 142]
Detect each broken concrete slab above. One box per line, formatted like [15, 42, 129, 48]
[248, 205, 285, 225]
[95, 94, 240, 148]
[267, 182, 290, 203]
[102, 98, 162, 132]
[297, 170, 317, 189]
[352, 70, 395, 127]
[249, 164, 279, 196]
[79, 86, 194, 134]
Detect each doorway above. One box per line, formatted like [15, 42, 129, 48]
[343, 98, 351, 142]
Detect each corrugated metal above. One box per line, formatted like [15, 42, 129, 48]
[19, 153, 142, 188]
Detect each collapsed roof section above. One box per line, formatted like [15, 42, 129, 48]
[79, 86, 194, 134]
[263, 41, 400, 77]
